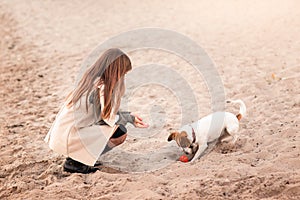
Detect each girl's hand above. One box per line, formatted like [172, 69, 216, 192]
[131, 113, 149, 128]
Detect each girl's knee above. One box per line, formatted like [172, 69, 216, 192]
[109, 133, 127, 146]
[118, 133, 127, 144]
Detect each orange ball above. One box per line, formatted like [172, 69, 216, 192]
[179, 155, 189, 162]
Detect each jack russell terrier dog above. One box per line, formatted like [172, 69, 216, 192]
[168, 99, 246, 162]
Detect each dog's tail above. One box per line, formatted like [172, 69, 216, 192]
[226, 99, 246, 121]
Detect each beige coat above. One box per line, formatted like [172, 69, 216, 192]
[44, 85, 118, 166]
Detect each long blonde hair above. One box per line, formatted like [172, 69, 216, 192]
[67, 48, 132, 119]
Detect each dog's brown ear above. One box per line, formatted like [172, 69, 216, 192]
[168, 132, 178, 142]
[178, 131, 191, 147]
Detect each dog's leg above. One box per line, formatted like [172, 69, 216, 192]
[190, 143, 208, 162]
[231, 134, 239, 144]
[221, 135, 233, 143]
[223, 125, 239, 144]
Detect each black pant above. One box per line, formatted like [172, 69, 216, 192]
[110, 124, 127, 138]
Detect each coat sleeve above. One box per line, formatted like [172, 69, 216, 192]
[116, 111, 135, 126]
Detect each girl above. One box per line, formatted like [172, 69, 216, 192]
[45, 48, 148, 174]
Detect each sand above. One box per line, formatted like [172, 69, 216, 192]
[0, 0, 300, 199]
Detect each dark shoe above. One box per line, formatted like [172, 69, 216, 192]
[63, 157, 98, 174]
[94, 160, 103, 167]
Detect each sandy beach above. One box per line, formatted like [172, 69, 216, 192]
[0, 0, 299, 199]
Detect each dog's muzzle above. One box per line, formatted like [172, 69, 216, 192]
[182, 143, 198, 155]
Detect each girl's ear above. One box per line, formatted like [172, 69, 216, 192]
[168, 132, 178, 142]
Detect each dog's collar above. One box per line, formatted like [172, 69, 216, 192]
[190, 126, 196, 143]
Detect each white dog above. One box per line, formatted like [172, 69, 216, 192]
[168, 100, 246, 162]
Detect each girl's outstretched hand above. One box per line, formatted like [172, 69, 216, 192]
[131, 113, 149, 128]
